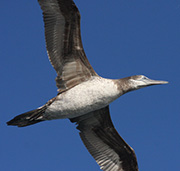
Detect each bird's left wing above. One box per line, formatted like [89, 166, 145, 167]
[70, 106, 139, 171]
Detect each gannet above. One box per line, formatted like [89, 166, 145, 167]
[7, 0, 168, 170]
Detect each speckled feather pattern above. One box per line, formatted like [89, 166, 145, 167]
[44, 76, 120, 119]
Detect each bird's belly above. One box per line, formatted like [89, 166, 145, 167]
[44, 77, 120, 119]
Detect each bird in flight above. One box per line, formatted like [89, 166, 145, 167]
[7, 0, 168, 170]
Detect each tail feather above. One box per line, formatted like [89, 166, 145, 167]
[7, 106, 46, 127]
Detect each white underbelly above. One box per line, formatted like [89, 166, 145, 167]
[44, 77, 120, 119]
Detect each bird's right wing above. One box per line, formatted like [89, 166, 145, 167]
[38, 0, 97, 92]
[70, 106, 139, 171]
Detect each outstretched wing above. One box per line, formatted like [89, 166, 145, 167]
[70, 106, 139, 171]
[38, 0, 97, 92]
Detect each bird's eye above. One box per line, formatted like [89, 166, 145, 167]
[139, 76, 148, 81]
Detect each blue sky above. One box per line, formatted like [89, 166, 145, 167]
[1, 0, 180, 170]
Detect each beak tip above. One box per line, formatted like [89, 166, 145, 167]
[149, 79, 169, 85]
[161, 81, 169, 84]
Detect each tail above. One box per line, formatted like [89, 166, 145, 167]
[7, 106, 46, 127]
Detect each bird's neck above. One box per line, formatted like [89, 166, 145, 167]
[114, 77, 136, 96]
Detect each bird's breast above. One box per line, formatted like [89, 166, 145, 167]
[44, 77, 120, 119]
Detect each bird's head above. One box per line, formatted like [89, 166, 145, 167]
[116, 75, 168, 95]
[129, 75, 168, 90]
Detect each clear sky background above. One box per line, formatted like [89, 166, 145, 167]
[1, 0, 180, 171]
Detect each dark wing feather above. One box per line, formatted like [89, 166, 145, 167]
[38, 0, 97, 92]
[70, 106, 139, 171]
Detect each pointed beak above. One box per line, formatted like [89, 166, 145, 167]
[146, 78, 168, 85]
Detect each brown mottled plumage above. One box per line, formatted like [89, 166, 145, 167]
[7, 0, 167, 171]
